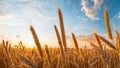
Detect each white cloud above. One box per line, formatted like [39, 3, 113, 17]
[67, 33, 95, 42]
[66, 33, 95, 48]
[0, 14, 14, 19]
[22, 5, 57, 23]
[81, 0, 103, 20]
[77, 16, 88, 21]
[17, 0, 32, 2]
[118, 12, 120, 19]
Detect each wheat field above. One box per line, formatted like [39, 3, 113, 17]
[0, 8, 120, 68]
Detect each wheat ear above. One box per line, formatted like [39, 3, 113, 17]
[104, 9, 113, 40]
[2, 40, 15, 68]
[94, 32, 103, 49]
[19, 54, 36, 68]
[54, 25, 64, 57]
[115, 30, 120, 50]
[90, 42, 110, 58]
[72, 33, 79, 53]
[30, 25, 43, 58]
[44, 45, 52, 67]
[99, 35, 116, 49]
[58, 8, 67, 52]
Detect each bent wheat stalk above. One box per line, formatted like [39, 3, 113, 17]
[90, 42, 110, 58]
[99, 35, 116, 49]
[19, 54, 36, 68]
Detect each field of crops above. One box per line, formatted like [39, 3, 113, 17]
[0, 8, 120, 68]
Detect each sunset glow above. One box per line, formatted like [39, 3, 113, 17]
[0, 0, 120, 48]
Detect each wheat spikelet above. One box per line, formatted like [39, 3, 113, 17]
[8, 43, 11, 52]
[94, 32, 103, 49]
[104, 9, 113, 40]
[19, 54, 36, 68]
[30, 25, 43, 58]
[2, 40, 15, 68]
[44, 45, 52, 67]
[54, 25, 64, 57]
[90, 42, 110, 58]
[99, 35, 116, 49]
[72, 33, 79, 53]
[58, 8, 67, 52]
[115, 30, 119, 50]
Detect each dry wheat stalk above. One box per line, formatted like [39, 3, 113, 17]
[44, 45, 52, 67]
[2, 40, 15, 68]
[72, 33, 79, 53]
[94, 32, 103, 49]
[54, 25, 64, 57]
[58, 8, 67, 52]
[115, 30, 119, 49]
[99, 35, 116, 49]
[19, 54, 36, 68]
[30, 25, 43, 58]
[104, 9, 113, 40]
[90, 42, 110, 58]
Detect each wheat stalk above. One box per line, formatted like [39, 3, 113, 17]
[90, 42, 110, 58]
[115, 30, 119, 50]
[72, 33, 79, 53]
[99, 35, 116, 49]
[44, 45, 52, 67]
[19, 54, 36, 68]
[54, 25, 64, 57]
[58, 8, 67, 52]
[104, 9, 113, 40]
[94, 32, 103, 49]
[2, 40, 15, 68]
[30, 25, 43, 58]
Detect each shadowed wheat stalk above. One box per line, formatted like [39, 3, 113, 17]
[115, 30, 120, 50]
[2, 40, 15, 68]
[94, 32, 103, 49]
[30, 25, 43, 58]
[19, 54, 36, 68]
[44, 45, 52, 67]
[58, 8, 67, 52]
[99, 35, 116, 49]
[72, 33, 79, 53]
[54, 25, 64, 57]
[104, 9, 113, 40]
[90, 42, 110, 58]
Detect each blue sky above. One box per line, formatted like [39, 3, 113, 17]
[0, 0, 120, 47]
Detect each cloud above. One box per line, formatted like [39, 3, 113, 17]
[0, 22, 25, 26]
[0, 14, 14, 19]
[118, 12, 120, 19]
[77, 16, 88, 21]
[66, 33, 95, 48]
[17, 0, 32, 2]
[22, 5, 57, 23]
[81, 0, 103, 20]
[67, 33, 95, 42]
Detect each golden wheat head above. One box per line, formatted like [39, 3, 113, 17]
[104, 9, 113, 40]
[58, 8, 67, 52]
[54, 25, 64, 57]
[94, 32, 103, 49]
[30, 25, 43, 58]
[72, 33, 79, 53]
